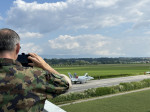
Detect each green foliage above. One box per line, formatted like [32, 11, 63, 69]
[111, 85, 124, 93]
[50, 93, 87, 104]
[93, 74, 134, 79]
[120, 83, 134, 91]
[130, 82, 143, 89]
[141, 79, 150, 87]
[50, 79, 150, 104]
[45, 57, 150, 65]
[84, 88, 96, 97]
[95, 87, 114, 96]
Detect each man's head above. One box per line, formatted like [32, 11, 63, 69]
[0, 28, 20, 60]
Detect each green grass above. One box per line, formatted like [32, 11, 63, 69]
[62, 89, 150, 112]
[53, 64, 150, 78]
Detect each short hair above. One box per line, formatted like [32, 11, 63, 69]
[0, 28, 20, 52]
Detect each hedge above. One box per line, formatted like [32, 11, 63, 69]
[49, 79, 150, 104]
[93, 74, 138, 79]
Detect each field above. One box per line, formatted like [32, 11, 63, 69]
[53, 64, 150, 78]
[62, 89, 150, 112]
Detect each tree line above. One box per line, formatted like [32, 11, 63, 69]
[44, 57, 150, 66]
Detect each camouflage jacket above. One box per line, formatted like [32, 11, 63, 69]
[0, 58, 69, 112]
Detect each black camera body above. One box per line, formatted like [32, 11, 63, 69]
[17, 53, 32, 67]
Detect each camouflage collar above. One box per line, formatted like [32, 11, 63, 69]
[0, 58, 22, 66]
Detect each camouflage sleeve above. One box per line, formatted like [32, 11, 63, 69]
[44, 71, 69, 97]
[30, 67, 69, 97]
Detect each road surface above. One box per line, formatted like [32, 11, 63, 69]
[67, 75, 150, 93]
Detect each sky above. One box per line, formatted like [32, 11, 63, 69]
[1, 0, 150, 58]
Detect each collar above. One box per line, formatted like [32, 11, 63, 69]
[0, 58, 22, 66]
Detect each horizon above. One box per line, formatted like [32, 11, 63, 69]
[39, 54, 150, 59]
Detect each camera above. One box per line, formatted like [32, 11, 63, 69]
[17, 53, 32, 67]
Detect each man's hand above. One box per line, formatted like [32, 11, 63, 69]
[28, 53, 59, 74]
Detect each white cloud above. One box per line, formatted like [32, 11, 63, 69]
[14, 0, 67, 11]
[93, 0, 119, 7]
[49, 35, 80, 49]
[19, 32, 43, 38]
[101, 15, 125, 27]
[0, 16, 3, 20]
[48, 34, 124, 56]
[145, 31, 150, 34]
[47, 34, 150, 57]
[20, 43, 43, 54]
[6, 0, 150, 33]
[6, 0, 68, 32]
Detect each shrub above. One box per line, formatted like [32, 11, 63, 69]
[93, 74, 133, 79]
[50, 78, 150, 104]
[50, 92, 87, 104]
[142, 79, 150, 87]
[111, 85, 124, 93]
[130, 82, 143, 89]
[84, 88, 96, 97]
[95, 87, 114, 96]
[120, 82, 134, 91]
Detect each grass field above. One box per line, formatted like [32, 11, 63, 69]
[53, 64, 150, 78]
[62, 89, 150, 112]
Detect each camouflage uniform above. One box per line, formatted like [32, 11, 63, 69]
[0, 58, 69, 112]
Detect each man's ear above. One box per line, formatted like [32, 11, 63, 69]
[15, 43, 20, 55]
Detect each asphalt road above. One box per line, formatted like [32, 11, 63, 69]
[67, 75, 150, 93]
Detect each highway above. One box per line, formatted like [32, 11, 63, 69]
[67, 75, 150, 93]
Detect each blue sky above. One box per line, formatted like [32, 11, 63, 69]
[1, 0, 150, 58]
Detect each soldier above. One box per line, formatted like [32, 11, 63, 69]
[0, 28, 72, 112]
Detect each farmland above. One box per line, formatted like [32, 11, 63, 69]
[53, 64, 150, 78]
[61, 89, 150, 112]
